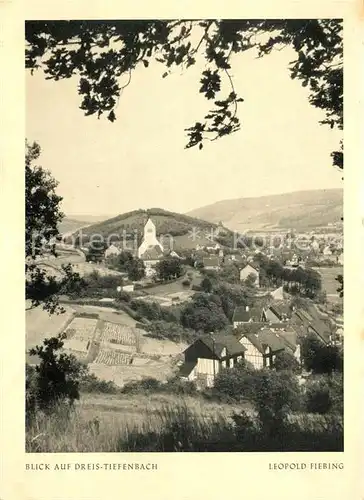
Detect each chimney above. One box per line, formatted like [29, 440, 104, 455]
[246, 306, 249, 312]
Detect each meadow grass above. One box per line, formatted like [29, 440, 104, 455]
[26, 393, 239, 453]
[26, 392, 342, 453]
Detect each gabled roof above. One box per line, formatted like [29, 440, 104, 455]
[199, 334, 246, 358]
[292, 306, 332, 344]
[243, 329, 287, 355]
[267, 301, 291, 320]
[235, 323, 298, 353]
[271, 286, 284, 300]
[232, 306, 251, 323]
[178, 360, 197, 377]
[241, 262, 259, 272]
[235, 321, 287, 337]
[186, 334, 246, 360]
[276, 328, 298, 352]
[203, 257, 220, 267]
[140, 245, 164, 261]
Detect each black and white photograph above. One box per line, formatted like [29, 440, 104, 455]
[25, 19, 344, 453]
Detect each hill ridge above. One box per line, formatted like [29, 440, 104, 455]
[67, 207, 229, 251]
[186, 188, 343, 232]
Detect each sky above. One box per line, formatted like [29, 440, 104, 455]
[26, 35, 342, 217]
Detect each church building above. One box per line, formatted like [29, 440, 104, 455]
[137, 218, 164, 277]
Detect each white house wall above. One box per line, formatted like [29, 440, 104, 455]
[240, 267, 259, 282]
[239, 337, 264, 369]
[196, 357, 219, 376]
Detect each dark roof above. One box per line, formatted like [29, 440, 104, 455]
[199, 333, 246, 359]
[243, 329, 287, 354]
[292, 306, 332, 344]
[178, 360, 197, 377]
[235, 323, 298, 353]
[140, 245, 164, 260]
[242, 262, 259, 272]
[232, 306, 251, 323]
[235, 321, 287, 337]
[267, 301, 292, 320]
[276, 328, 298, 352]
[203, 257, 220, 267]
[249, 305, 264, 322]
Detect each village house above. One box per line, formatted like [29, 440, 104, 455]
[270, 286, 284, 301]
[291, 306, 334, 345]
[239, 263, 260, 286]
[104, 243, 121, 259]
[179, 333, 246, 388]
[261, 301, 292, 323]
[237, 325, 300, 369]
[203, 256, 220, 271]
[137, 218, 164, 277]
[232, 305, 252, 329]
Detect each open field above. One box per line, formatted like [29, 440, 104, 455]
[62, 317, 98, 353]
[26, 304, 76, 363]
[27, 301, 186, 385]
[135, 290, 193, 307]
[70, 305, 137, 326]
[142, 269, 201, 298]
[313, 266, 343, 303]
[26, 392, 251, 452]
[145, 278, 189, 296]
[99, 322, 138, 346]
[93, 348, 133, 366]
[88, 358, 176, 385]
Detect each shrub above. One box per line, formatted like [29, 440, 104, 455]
[121, 377, 163, 394]
[116, 291, 131, 302]
[214, 361, 255, 400]
[164, 377, 198, 395]
[305, 374, 343, 415]
[26, 333, 87, 425]
[80, 373, 120, 394]
[200, 276, 213, 293]
[273, 351, 300, 373]
[250, 370, 302, 429]
[144, 320, 197, 343]
[130, 299, 163, 321]
[215, 366, 302, 434]
[180, 293, 229, 332]
[301, 334, 343, 374]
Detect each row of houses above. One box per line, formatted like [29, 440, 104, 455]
[179, 324, 300, 388]
[178, 297, 340, 388]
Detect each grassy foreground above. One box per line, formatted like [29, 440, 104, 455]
[26, 392, 342, 453]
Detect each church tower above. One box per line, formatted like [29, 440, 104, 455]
[137, 218, 164, 258]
